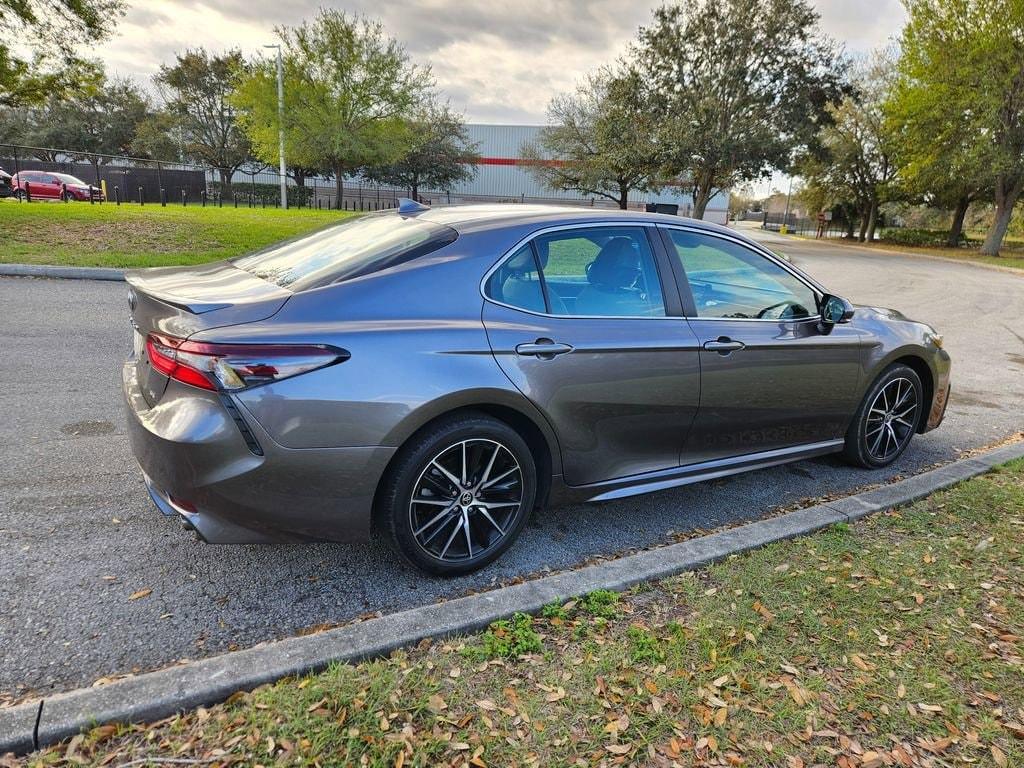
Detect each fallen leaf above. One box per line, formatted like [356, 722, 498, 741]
[128, 588, 152, 601]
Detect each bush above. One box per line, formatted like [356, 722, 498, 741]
[880, 227, 969, 248]
[207, 181, 314, 208]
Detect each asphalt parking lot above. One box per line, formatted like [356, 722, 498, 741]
[2, 227, 1023, 702]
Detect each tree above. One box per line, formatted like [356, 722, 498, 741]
[895, 0, 1024, 256]
[521, 67, 662, 210]
[1, 0, 123, 107]
[130, 110, 183, 161]
[634, 0, 844, 219]
[155, 49, 251, 186]
[19, 69, 148, 163]
[363, 102, 479, 200]
[798, 51, 903, 242]
[233, 9, 431, 207]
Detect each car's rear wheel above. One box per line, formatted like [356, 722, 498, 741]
[843, 364, 923, 468]
[378, 413, 536, 575]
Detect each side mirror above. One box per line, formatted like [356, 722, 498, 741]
[819, 294, 854, 332]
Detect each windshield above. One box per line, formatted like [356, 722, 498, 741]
[53, 173, 88, 185]
[234, 213, 458, 291]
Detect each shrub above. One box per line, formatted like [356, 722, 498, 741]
[880, 227, 968, 248]
[207, 181, 314, 208]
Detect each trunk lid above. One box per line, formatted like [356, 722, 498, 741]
[126, 262, 291, 405]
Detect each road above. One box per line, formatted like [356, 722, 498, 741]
[2, 228, 1023, 701]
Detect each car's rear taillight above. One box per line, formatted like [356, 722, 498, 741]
[146, 334, 346, 391]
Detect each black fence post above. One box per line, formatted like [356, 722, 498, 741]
[201, 189, 207, 207]
[24, 181, 32, 202]
[181, 189, 187, 207]
[138, 186, 145, 206]
[160, 188, 167, 207]
[60, 182, 68, 202]
[114, 185, 120, 205]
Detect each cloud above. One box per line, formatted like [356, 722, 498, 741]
[98, 0, 903, 123]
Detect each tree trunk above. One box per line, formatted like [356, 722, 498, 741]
[865, 198, 880, 243]
[947, 195, 970, 248]
[981, 174, 1024, 256]
[294, 169, 306, 187]
[411, 176, 419, 201]
[334, 163, 344, 210]
[618, 181, 629, 210]
[218, 168, 231, 190]
[857, 204, 870, 242]
[693, 184, 713, 219]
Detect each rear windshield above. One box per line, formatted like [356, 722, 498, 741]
[234, 213, 458, 291]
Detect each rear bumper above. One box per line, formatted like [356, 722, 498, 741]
[122, 361, 394, 543]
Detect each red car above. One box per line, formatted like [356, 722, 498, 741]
[10, 171, 104, 201]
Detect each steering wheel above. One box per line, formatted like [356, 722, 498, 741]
[757, 300, 799, 320]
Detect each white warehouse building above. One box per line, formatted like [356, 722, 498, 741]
[427, 124, 730, 225]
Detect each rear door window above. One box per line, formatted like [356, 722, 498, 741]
[486, 226, 666, 317]
[235, 213, 458, 291]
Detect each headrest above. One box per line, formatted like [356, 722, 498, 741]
[506, 247, 536, 275]
[588, 238, 639, 288]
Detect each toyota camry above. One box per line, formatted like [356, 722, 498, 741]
[123, 202, 951, 575]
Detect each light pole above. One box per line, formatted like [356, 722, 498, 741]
[264, 43, 287, 209]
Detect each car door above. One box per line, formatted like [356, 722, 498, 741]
[482, 224, 701, 486]
[660, 226, 866, 465]
[31, 173, 59, 199]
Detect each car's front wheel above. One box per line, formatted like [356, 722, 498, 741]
[378, 413, 536, 575]
[843, 364, 923, 468]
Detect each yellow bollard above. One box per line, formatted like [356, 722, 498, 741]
[780, 224, 789, 235]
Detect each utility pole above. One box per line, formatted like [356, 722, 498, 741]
[264, 43, 287, 209]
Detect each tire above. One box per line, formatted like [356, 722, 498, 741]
[843, 364, 923, 468]
[378, 413, 537, 576]
[14, 189, 25, 201]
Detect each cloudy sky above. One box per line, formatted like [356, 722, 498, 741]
[102, 0, 905, 124]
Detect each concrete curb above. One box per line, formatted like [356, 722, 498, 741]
[3, 441, 1023, 755]
[0, 264, 125, 281]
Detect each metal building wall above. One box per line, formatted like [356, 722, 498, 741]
[434, 124, 730, 224]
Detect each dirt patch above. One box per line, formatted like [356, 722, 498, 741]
[12, 217, 219, 254]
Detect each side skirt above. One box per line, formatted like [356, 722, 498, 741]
[548, 440, 845, 505]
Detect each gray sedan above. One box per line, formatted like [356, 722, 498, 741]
[122, 202, 951, 574]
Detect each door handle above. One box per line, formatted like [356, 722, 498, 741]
[515, 339, 573, 359]
[703, 337, 745, 354]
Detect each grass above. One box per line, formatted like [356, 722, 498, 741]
[0, 200, 356, 268]
[794, 231, 1024, 271]
[22, 459, 1024, 767]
